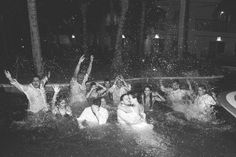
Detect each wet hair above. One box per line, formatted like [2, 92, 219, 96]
[104, 78, 110, 82]
[120, 93, 128, 101]
[144, 85, 152, 91]
[32, 75, 40, 80]
[143, 86, 153, 108]
[172, 79, 180, 85]
[198, 84, 207, 90]
[93, 97, 101, 107]
[56, 91, 69, 106]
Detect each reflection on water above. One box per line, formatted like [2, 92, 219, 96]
[1, 94, 236, 156]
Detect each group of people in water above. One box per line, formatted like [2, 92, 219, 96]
[4, 54, 218, 129]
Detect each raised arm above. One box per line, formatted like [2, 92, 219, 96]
[153, 91, 166, 102]
[82, 55, 94, 85]
[4, 70, 28, 92]
[96, 82, 107, 94]
[41, 71, 50, 86]
[51, 85, 61, 108]
[159, 79, 171, 93]
[86, 85, 96, 98]
[186, 79, 193, 95]
[120, 76, 131, 91]
[73, 55, 85, 79]
[108, 78, 118, 93]
[4, 70, 14, 82]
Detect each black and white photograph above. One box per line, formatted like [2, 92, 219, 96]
[0, 0, 236, 156]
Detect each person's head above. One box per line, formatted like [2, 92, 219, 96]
[104, 79, 111, 88]
[85, 81, 90, 90]
[59, 99, 67, 108]
[115, 75, 124, 88]
[32, 75, 40, 88]
[93, 97, 102, 107]
[90, 82, 97, 90]
[101, 97, 107, 107]
[128, 91, 140, 104]
[120, 93, 130, 105]
[197, 85, 207, 96]
[57, 93, 69, 108]
[116, 79, 124, 88]
[77, 74, 84, 84]
[172, 80, 180, 90]
[144, 86, 152, 96]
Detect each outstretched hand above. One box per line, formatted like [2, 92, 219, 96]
[52, 85, 61, 93]
[186, 79, 191, 85]
[90, 55, 94, 61]
[79, 54, 85, 63]
[4, 70, 11, 79]
[47, 71, 51, 78]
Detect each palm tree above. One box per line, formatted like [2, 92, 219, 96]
[27, 0, 43, 76]
[139, 0, 146, 57]
[111, 0, 129, 74]
[178, 0, 189, 58]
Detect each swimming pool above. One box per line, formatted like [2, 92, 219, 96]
[0, 86, 236, 157]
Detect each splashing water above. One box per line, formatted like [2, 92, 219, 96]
[1, 91, 236, 157]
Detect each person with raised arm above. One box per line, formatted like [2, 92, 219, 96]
[70, 55, 94, 117]
[109, 75, 131, 107]
[100, 79, 113, 104]
[159, 79, 193, 104]
[51, 85, 72, 117]
[186, 85, 217, 121]
[141, 85, 165, 112]
[4, 70, 50, 114]
[86, 82, 107, 100]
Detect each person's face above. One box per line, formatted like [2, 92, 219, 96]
[144, 87, 151, 96]
[122, 95, 130, 105]
[32, 77, 40, 88]
[116, 79, 123, 88]
[101, 98, 106, 107]
[128, 95, 136, 104]
[60, 99, 66, 108]
[104, 81, 111, 88]
[172, 82, 180, 90]
[91, 84, 97, 90]
[198, 87, 205, 96]
[85, 82, 90, 90]
[77, 74, 84, 84]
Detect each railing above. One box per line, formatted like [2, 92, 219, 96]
[0, 75, 224, 92]
[195, 18, 236, 33]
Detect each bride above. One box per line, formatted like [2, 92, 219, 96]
[117, 92, 153, 129]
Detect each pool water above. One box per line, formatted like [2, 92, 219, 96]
[0, 88, 236, 157]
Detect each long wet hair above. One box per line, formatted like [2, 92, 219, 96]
[143, 86, 153, 108]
